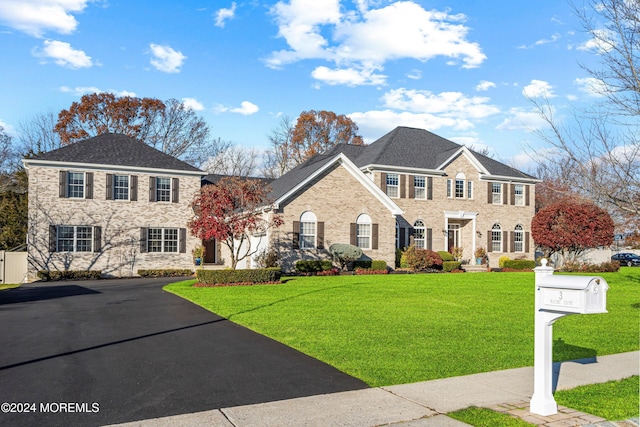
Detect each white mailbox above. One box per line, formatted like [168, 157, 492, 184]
[538, 275, 608, 314]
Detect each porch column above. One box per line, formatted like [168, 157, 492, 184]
[443, 216, 449, 251]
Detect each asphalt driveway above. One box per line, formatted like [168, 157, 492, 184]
[0, 278, 367, 427]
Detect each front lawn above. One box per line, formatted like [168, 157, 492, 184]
[165, 268, 639, 387]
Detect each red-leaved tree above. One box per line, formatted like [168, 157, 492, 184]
[188, 177, 283, 269]
[531, 201, 614, 266]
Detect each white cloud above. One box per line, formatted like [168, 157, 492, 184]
[215, 101, 259, 115]
[182, 97, 205, 110]
[406, 69, 422, 80]
[149, 43, 186, 73]
[475, 80, 496, 91]
[214, 2, 236, 28]
[0, 0, 91, 37]
[574, 77, 606, 97]
[311, 65, 386, 86]
[496, 107, 549, 132]
[267, 1, 485, 86]
[577, 29, 615, 53]
[349, 109, 461, 139]
[60, 86, 136, 97]
[522, 79, 556, 98]
[0, 119, 16, 136]
[382, 88, 499, 119]
[33, 40, 92, 68]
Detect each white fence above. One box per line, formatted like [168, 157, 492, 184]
[0, 251, 28, 284]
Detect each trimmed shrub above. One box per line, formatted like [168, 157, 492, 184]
[295, 260, 332, 273]
[562, 261, 620, 273]
[371, 260, 388, 271]
[38, 270, 102, 281]
[138, 269, 193, 277]
[438, 251, 455, 262]
[498, 256, 510, 268]
[403, 246, 443, 271]
[502, 260, 536, 270]
[443, 261, 462, 272]
[329, 243, 363, 270]
[196, 267, 282, 285]
[353, 260, 372, 270]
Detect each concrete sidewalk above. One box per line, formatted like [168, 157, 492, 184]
[108, 351, 639, 427]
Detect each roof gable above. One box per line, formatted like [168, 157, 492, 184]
[25, 133, 203, 173]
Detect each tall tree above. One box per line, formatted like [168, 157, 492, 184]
[266, 110, 364, 177]
[0, 126, 16, 176]
[188, 177, 283, 269]
[531, 201, 614, 266]
[203, 144, 260, 177]
[53, 93, 225, 167]
[18, 112, 63, 156]
[529, 0, 639, 223]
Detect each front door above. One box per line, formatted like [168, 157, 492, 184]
[203, 239, 217, 264]
[447, 224, 460, 253]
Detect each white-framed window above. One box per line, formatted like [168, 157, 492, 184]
[300, 211, 316, 250]
[414, 176, 426, 199]
[491, 223, 502, 252]
[156, 177, 171, 202]
[386, 174, 399, 198]
[492, 183, 502, 205]
[467, 180, 473, 199]
[148, 227, 178, 253]
[67, 172, 85, 198]
[514, 184, 524, 206]
[514, 224, 524, 252]
[56, 225, 93, 252]
[455, 173, 465, 198]
[356, 214, 372, 249]
[114, 175, 129, 200]
[413, 220, 425, 249]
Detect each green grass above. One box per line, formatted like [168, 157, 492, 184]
[0, 283, 21, 290]
[165, 268, 639, 387]
[555, 375, 639, 420]
[448, 407, 535, 427]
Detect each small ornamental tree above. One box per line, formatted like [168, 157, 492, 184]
[188, 177, 283, 269]
[329, 243, 363, 271]
[531, 201, 614, 266]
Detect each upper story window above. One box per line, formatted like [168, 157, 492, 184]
[156, 177, 171, 202]
[386, 174, 399, 198]
[114, 175, 129, 200]
[455, 173, 465, 198]
[414, 176, 426, 199]
[448, 173, 472, 199]
[492, 182, 502, 204]
[514, 184, 524, 206]
[356, 214, 372, 250]
[413, 220, 425, 249]
[491, 223, 502, 252]
[300, 211, 316, 250]
[67, 172, 85, 198]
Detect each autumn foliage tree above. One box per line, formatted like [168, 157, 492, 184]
[188, 177, 283, 269]
[531, 201, 614, 266]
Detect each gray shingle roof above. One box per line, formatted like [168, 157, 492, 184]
[30, 133, 203, 173]
[268, 151, 339, 201]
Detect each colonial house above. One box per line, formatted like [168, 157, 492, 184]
[24, 127, 538, 281]
[23, 133, 203, 281]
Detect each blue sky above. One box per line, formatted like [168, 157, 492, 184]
[0, 0, 606, 170]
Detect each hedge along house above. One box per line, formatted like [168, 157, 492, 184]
[267, 126, 539, 270]
[23, 133, 204, 281]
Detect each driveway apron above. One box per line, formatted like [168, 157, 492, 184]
[0, 278, 367, 427]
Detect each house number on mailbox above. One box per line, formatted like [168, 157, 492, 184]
[542, 289, 580, 309]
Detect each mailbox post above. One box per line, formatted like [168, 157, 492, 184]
[530, 259, 609, 416]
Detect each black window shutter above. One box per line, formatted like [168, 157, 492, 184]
[503, 184, 508, 205]
[427, 228, 432, 250]
[85, 172, 94, 199]
[503, 231, 509, 252]
[400, 175, 406, 198]
[509, 231, 515, 252]
[525, 185, 530, 206]
[427, 177, 433, 200]
[510, 184, 515, 205]
[93, 226, 102, 252]
[140, 228, 147, 253]
[59, 171, 67, 198]
[179, 228, 186, 253]
[172, 178, 179, 203]
[487, 183, 492, 204]
[317, 222, 324, 249]
[49, 225, 57, 252]
[487, 233, 492, 252]
[525, 232, 530, 252]
[350, 223, 356, 246]
[372, 224, 378, 250]
[380, 172, 387, 192]
[149, 177, 156, 202]
[106, 174, 113, 200]
[130, 175, 138, 201]
[292, 221, 300, 249]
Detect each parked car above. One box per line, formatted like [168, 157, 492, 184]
[611, 252, 640, 266]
